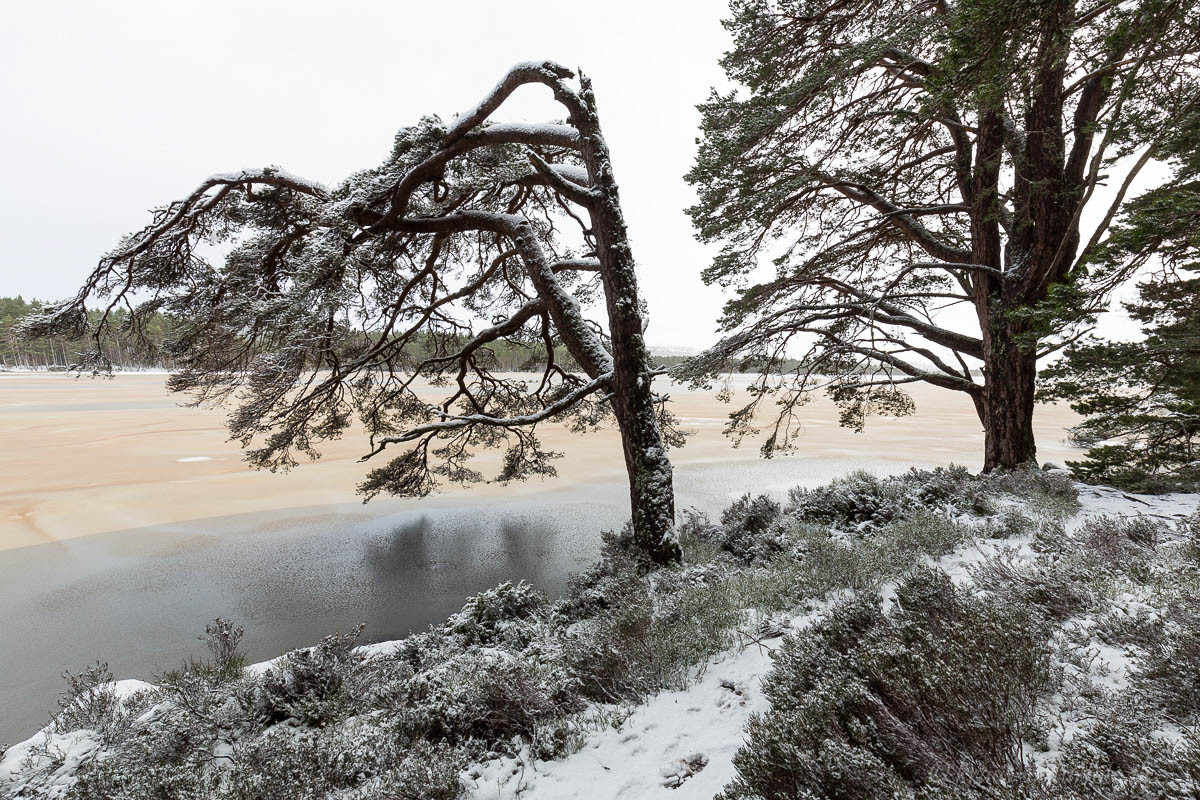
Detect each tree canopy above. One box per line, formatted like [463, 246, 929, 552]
[685, 0, 1200, 470]
[23, 61, 683, 562]
[1040, 128, 1200, 491]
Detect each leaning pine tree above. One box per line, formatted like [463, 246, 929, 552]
[23, 62, 683, 563]
[686, 0, 1200, 470]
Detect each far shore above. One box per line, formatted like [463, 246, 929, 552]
[0, 372, 1084, 551]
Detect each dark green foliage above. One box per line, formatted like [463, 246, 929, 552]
[719, 570, 1054, 800]
[1041, 268, 1200, 492]
[684, 0, 1200, 470]
[1037, 100, 1200, 491]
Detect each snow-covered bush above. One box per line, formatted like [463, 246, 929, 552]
[5, 467, 1148, 800]
[254, 624, 366, 728]
[403, 648, 581, 744]
[973, 548, 1097, 622]
[1049, 703, 1200, 798]
[53, 664, 136, 746]
[203, 618, 246, 679]
[717, 494, 785, 561]
[785, 469, 914, 531]
[980, 467, 1080, 515]
[561, 569, 653, 702]
[784, 466, 990, 533]
[720, 569, 1055, 800]
[222, 728, 463, 800]
[443, 581, 547, 648]
[1135, 597, 1200, 720]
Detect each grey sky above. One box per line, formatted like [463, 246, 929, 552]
[2, 0, 1144, 352]
[1, 0, 732, 350]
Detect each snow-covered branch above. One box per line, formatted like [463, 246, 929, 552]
[370, 370, 614, 449]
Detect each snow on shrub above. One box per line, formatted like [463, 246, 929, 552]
[719, 569, 1055, 800]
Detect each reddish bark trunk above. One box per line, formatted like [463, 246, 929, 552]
[979, 320, 1039, 471]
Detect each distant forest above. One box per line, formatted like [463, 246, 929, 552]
[1, 296, 710, 373]
[0, 296, 175, 370]
[0, 296, 809, 374]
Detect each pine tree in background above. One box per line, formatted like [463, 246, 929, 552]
[1040, 150, 1200, 491]
[1, 297, 176, 370]
[685, 0, 1200, 470]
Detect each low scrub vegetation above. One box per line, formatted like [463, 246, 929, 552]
[721, 569, 1056, 799]
[5, 467, 1198, 799]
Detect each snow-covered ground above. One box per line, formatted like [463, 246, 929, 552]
[458, 482, 1197, 799]
[464, 642, 777, 798]
[3, 481, 1196, 799]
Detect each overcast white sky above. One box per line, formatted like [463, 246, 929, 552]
[0, 0, 733, 350]
[2, 0, 1143, 353]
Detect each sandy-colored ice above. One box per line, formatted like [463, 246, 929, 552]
[0, 372, 1083, 551]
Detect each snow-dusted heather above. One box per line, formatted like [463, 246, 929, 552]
[461, 477, 1198, 799]
[462, 599, 837, 800]
[2, 468, 1196, 799]
[0, 680, 154, 800]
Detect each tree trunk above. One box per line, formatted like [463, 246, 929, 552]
[980, 322, 1038, 471]
[572, 78, 680, 564]
[610, 365, 680, 564]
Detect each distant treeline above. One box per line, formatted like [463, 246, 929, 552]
[1, 296, 651, 374]
[3, 296, 916, 376]
[0, 296, 176, 370]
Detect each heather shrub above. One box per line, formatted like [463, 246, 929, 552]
[972, 549, 1096, 622]
[1182, 511, 1200, 563]
[204, 618, 246, 678]
[403, 648, 580, 744]
[1067, 515, 1163, 576]
[1094, 604, 1166, 649]
[53, 663, 125, 742]
[981, 507, 1042, 539]
[218, 722, 463, 800]
[563, 586, 653, 702]
[70, 756, 210, 799]
[720, 569, 1054, 800]
[1134, 597, 1200, 720]
[980, 466, 1079, 507]
[5, 467, 1128, 800]
[443, 580, 547, 648]
[677, 507, 724, 564]
[782, 466, 1035, 534]
[871, 510, 971, 563]
[972, 516, 1170, 624]
[647, 579, 744, 689]
[718, 494, 785, 561]
[254, 624, 366, 727]
[786, 469, 912, 530]
[1049, 703, 1200, 798]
